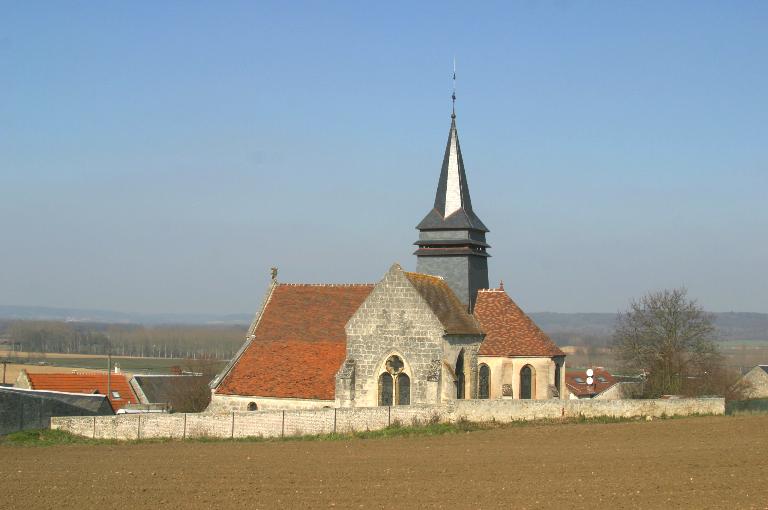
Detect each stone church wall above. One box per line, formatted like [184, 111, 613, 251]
[443, 335, 481, 400]
[340, 265, 449, 407]
[207, 393, 335, 413]
[479, 356, 563, 400]
[51, 397, 725, 440]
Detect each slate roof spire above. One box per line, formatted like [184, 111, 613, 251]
[413, 68, 490, 311]
[416, 110, 488, 232]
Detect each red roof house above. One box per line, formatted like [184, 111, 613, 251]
[15, 370, 138, 411]
[565, 368, 617, 398]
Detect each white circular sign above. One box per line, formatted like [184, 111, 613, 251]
[586, 368, 594, 377]
[586, 376, 594, 385]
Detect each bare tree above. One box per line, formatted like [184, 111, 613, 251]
[612, 288, 722, 397]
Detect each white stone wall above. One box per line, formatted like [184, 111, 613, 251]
[336, 406, 389, 433]
[208, 393, 335, 412]
[594, 382, 644, 400]
[51, 397, 725, 441]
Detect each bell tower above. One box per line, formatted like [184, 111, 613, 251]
[414, 96, 490, 311]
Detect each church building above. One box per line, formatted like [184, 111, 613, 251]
[208, 104, 565, 412]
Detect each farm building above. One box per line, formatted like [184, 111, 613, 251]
[0, 386, 113, 434]
[208, 107, 566, 412]
[14, 369, 139, 412]
[738, 365, 768, 399]
[565, 368, 618, 399]
[130, 374, 208, 412]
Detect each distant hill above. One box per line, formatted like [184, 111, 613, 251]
[529, 312, 768, 344]
[0, 305, 252, 326]
[1, 305, 765, 343]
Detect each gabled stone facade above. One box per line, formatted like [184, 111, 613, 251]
[336, 264, 483, 408]
[740, 365, 768, 399]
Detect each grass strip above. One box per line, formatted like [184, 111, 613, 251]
[0, 412, 733, 447]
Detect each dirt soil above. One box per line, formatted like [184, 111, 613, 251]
[1, 415, 767, 509]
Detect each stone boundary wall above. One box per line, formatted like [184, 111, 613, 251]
[51, 397, 725, 441]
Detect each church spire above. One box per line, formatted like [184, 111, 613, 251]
[413, 71, 490, 311]
[416, 112, 488, 232]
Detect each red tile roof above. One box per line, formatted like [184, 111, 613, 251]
[565, 368, 617, 397]
[216, 284, 373, 400]
[404, 272, 483, 335]
[474, 289, 565, 357]
[25, 372, 138, 411]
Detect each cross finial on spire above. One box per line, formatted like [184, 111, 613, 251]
[451, 57, 457, 119]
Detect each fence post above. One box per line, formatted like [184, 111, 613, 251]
[183, 413, 187, 440]
[333, 408, 337, 434]
[388, 406, 391, 427]
[231, 412, 235, 439]
[137, 415, 141, 440]
[281, 410, 285, 438]
[92, 416, 96, 438]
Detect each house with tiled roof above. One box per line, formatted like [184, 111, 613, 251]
[15, 369, 138, 412]
[209, 98, 566, 411]
[565, 368, 617, 399]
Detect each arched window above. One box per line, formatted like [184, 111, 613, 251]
[247, 402, 258, 411]
[378, 355, 410, 406]
[554, 362, 561, 395]
[455, 350, 466, 399]
[520, 365, 533, 400]
[397, 373, 410, 405]
[378, 372, 393, 406]
[478, 364, 490, 399]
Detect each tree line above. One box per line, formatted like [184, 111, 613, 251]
[0, 320, 247, 360]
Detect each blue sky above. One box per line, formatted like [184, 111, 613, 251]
[1, 1, 766, 314]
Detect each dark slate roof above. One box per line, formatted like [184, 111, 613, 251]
[404, 272, 483, 335]
[761, 365, 768, 374]
[0, 386, 111, 414]
[131, 375, 205, 404]
[416, 117, 488, 232]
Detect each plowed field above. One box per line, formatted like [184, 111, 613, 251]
[1, 415, 767, 509]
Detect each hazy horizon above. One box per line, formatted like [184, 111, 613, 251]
[2, 2, 766, 315]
